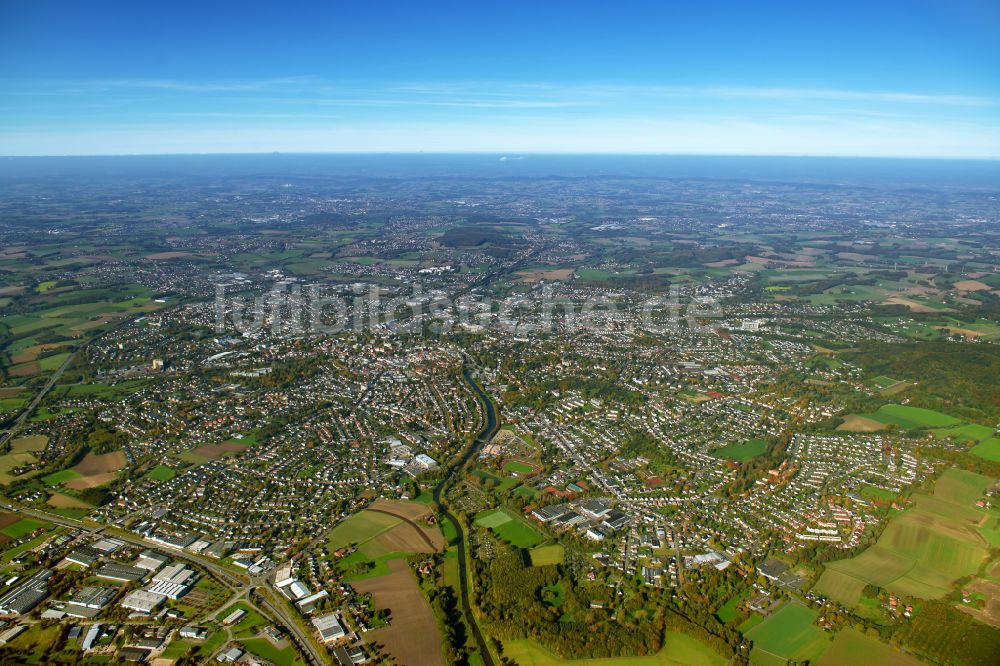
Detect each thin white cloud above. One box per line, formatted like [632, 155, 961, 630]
[703, 86, 994, 106]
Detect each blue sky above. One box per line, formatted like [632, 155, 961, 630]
[1, 1, 998, 157]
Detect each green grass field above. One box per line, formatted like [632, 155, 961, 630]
[41, 468, 82, 486]
[529, 544, 565, 566]
[711, 438, 766, 462]
[1, 517, 51, 539]
[145, 464, 176, 481]
[932, 423, 995, 443]
[814, 468, 993, 604]
[970, 437, 1000, 462]
[160, 640, 195, 660]
[715, 590, 749, 623]
[475, 507, 543, 547]
[475, 508, 514, 529]
[326, 510, 401, 550]
[816, 628, 920, 666]
[504, 460, 535, 475]
[861, 485, 897, 501]
[745, 603, 830, 665]
[504, 631, 726, 666]
[241, 638, 306, 666]
[222, 602, 268, 638]
[863, 404, 959, 429]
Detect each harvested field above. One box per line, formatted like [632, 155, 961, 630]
[367, 521, 441, 556]
[0, 513, 21, 530]
[882, 296, 943, 312]
[65, 472, 118, 489]
[353, 559, 444, 666]
[517, 268, 576, 283]
[953, 280, 990, 292]
[145, 251, 193, 260]
[369, 498, 432, 522]
[836, 414, 887, 432]
[74, 450, 126, 475]
[10, 343, 72, 364]
[9, 362, 40, 377]
[52, 450, 128, 489]
[47, 492, 91, 509]
[10, 435, 48, 453]
[0, 452, 39, 484]
[366, 499, 444, 551]
[191, 440, 247, 460]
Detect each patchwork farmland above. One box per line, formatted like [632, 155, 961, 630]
[814, 469, 995, 605]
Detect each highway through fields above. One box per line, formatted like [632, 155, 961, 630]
[0, 350, 77, 449]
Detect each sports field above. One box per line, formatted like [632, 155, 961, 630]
[475, 507, 544, 547]
[814, 468, 993, 604]
[476, 508, 514, 529]
[529, 544, 565, 566]
[816, 628, 920, 666]
[504, 460, 536, 475]
[745, 603, 830, 666]
[504, 632, 726, 666]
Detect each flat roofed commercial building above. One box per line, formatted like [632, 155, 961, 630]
[66, 545, 102, 568]
[90, 538, 125, 554]
[145, 580, 188, 600]
[0, 569, 53, 616]
[152, 563, 195, 586]
[312, 613, 346, 643]
[96, 563, 148, 583]
[69, 586, 117, 609]
[120, 589, 165, 614]
[135, 550, 170, 571]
